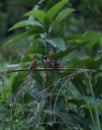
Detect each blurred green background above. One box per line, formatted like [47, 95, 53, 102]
[0, 0, 102, 130]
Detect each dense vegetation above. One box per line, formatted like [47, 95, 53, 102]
[0, 0, 102, 130]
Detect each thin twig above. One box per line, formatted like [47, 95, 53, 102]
[89, 72, 101, 130]
[64, 80, 70, 112]
[9, 103, 13, 130]
[1, 75, 7, 101]
[0, 67, 100, 75]
[54, 81, 67, 122]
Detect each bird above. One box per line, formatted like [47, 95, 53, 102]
[28, 59, 37, 74]
[43, 55, 51, 67]
[50, 61, 61, 68]
[43, 55, 61, 68]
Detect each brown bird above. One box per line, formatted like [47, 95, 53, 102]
[43, 55, 61, 68]
[28, 59, 37, 74]
[50, 61, 61, 68]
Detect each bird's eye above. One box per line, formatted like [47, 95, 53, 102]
[44, 56, 47, 59]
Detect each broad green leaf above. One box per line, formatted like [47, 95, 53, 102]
[45, 0, 68, 24]
[69, 98, 86, 107]
[5, 30, 34, 45]
[51, 42, 85, 59]
[0, 73, 16, 102]
[6, 73, 16, 97]
[65, 35, 85, 42]
[83, 102, 102, 113]
[9, 20, 44, 31]
[24, 10, 46, 23]
[5, 27, 43, 45]
[12, 72, 27, 93]
[98, 100, 102, 112]
[55, 8, 75, 24]
[99, 37, 102, 43]
[66, 57, 100, 68]
[59, 111, 88, 127]
[83, 31, 101, 44]
[47, 38, 66, 51]
[65, 31, 102, 44]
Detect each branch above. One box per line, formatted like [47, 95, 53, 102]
[0, 67, 102, 75]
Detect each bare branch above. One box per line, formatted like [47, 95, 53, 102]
[0, 67, 101, 75]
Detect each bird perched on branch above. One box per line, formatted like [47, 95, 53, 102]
[43, 55, 51, 67]
[28, 59, 37, 74]
[43, 55, 61, 68]
[50, 61, 61, 68]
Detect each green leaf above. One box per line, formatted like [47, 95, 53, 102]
[83, 31, 101, 44]
[5, 27, 43, 45]
[24, 10, 46, 23]
[65, 35, 85, 42]
[6, 73, 16, 97]
[59, 111, 88, 127]
[47, 38, 66, 51]
[5, 30, 34, 45]
[98, 100, 102, 112]
[9, 20, 44, 31]
[65, 31, 102, 44]
[51, 42, 85, 59]
[69, 98, 86, 107]
[45, 0, 68, 24]
[0, 73, 15, 102]
[55, 8, 75, 24]
[66, 56, 100, 69]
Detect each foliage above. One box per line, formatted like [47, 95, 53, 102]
[0, 0, 102, 130]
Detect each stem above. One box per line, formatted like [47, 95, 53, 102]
[89, 73, 101, 130]
[9, 104, 13, 130]
[0, 67, 100, 75]
[2, 75, 7, 101]
[46, 42, 49, 56]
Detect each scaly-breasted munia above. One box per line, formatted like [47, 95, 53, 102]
[50, 61, 61, 68]
[43, 55, 51, 67]
[28, 59, 37, 74]
[43, 55, 61, 68]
